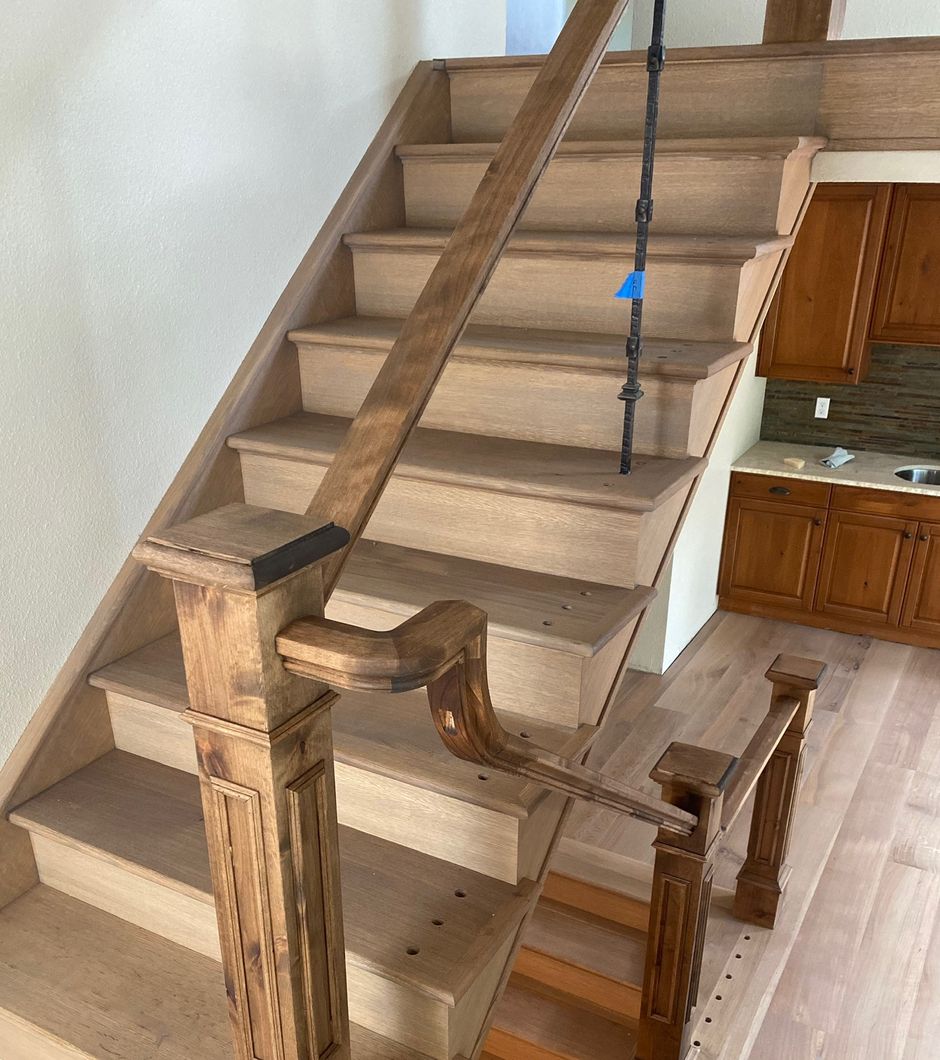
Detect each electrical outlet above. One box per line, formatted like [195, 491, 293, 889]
[815, 397, 831, 419]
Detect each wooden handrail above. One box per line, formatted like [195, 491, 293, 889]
[277, 601, 697, 835]
[306, 0, 633, 598]
[720, 693, 801, 831]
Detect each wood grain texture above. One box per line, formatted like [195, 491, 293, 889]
[870, 183, 940, 346]
[758, 183, 892, 383]
[294, 317, 751, 458]
[763, 0, 846, 44]
[0, 887, 450, 1060]
[399, 137, 824, 237]
[346, 228, 790, 342]
[306, 0, 634, 598]
[276, 603, 697, 836]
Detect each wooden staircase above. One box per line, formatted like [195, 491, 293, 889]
[2, 19, 936, 1060]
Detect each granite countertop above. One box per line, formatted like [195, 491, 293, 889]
[732, 441, 940, 497]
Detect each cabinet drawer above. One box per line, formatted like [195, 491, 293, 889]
[730, 472, 832, 507]
[831, 485, 940, 521]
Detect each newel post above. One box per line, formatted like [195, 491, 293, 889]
[637, 744, 736, 1060]
[733, 654, 826, 928]
[135, 503, 352, 1060]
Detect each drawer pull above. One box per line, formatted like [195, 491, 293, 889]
[769, 486, 792, 496]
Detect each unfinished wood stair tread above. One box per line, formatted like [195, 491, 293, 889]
[90, 635, 597, 816]
[227, 412, 705, 513]
[9, 751, 532, 1008]
[343, 227, 793, 264]
[0, 886, 437, 1060]
[290, 316, 751, 381]
[524, 902, 647, 992]
[488, 981, 636, 1060]
[396, 135, 827, 161]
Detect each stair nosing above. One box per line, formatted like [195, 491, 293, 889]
[288, 316, 752, 382]
[396, 135, 828, 161]
[90, 643, 599, 819]
[227, 412, 706, 515]
[10, 752, 533, 1008]
[342, 226, 794, 263]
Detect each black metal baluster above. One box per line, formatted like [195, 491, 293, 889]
[618, 0, 667, 475]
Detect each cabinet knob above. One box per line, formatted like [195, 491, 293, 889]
[814, 518, 823, 527]
[904, 531, 914, 540]
[769, 486, 792, 496]
[921, 534, 930, 542]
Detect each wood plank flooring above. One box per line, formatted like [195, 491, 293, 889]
[560, 610, 940, 1059]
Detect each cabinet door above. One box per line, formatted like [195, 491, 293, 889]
[901, 522, 940, 633]
[815, 510, 917, 625]
[758, 183, 892, 383]
[719, 499, 827, 611]
[870, 184, 940, 345]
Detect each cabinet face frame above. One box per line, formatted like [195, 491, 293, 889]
[814, 508, 917, 625]
[719, 497, 828, 611]
[870, 183, 940, 346]
[900, 522, 940, 633]
[757, 183, 893, 384]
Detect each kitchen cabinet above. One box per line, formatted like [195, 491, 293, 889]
[758, 183, 892, 384]
[718, 475, 828, 611]
[815, 510, 916, 625]
[871, 184, 940, 346]
[901, 522, 940, 634]
[719, 472, 940, 648]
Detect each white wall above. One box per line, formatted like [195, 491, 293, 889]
[632, 0, 940, 48]
[631, 355, 766, 673]
[507, 0, 567, 53]
[0, 1, 506, 764]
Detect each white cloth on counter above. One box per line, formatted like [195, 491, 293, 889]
[820, 447, 856, 470]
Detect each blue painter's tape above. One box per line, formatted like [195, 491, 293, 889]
[615, 271, 646, 300]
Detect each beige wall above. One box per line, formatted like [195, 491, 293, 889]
[0, 1, 506, 763]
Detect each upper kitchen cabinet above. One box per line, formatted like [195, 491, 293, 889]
[758, 183, 892, 384]
[870, 184, 940, 345]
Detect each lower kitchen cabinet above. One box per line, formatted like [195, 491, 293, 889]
[902, 523, 940, 635]
[719, 472, 940, 648]
[815, 510, 917, 626]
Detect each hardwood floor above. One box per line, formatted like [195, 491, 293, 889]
[561, 610, 940, 1058]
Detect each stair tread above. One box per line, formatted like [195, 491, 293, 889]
[343, 226, 793, 262]
[397, 134, 827, 160]
[491, 981, 636, 1059]
[289, 315, 751, 381]
[524, 902, 647, 986]
[0, 887, 437, 1060]
[227, 412, 705, 513]
[90, 635, 598, 816]
[10, 751, 532, 1006]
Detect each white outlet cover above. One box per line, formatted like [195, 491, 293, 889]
[815, 397, 831, 419]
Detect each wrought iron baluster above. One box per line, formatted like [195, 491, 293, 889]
[618, 0, 667, 475]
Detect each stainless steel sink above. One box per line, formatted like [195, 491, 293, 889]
[895, 466, 940, 485]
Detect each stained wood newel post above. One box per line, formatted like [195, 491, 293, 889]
[135, 503, 352, 1060]
[733, 654, 826, 928]
[637, 744, 736, 1060]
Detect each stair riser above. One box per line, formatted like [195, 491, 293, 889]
[514, 952, 641, 1024]
[296, 342, 723, 458]
[449, 61, 822, 142]
[349, 244, 782, 342]
[402, 153, 803, 236]
[105, 689, 585, 884]
[236, 450, 687, 587]
[25, 831, 481, 1060]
